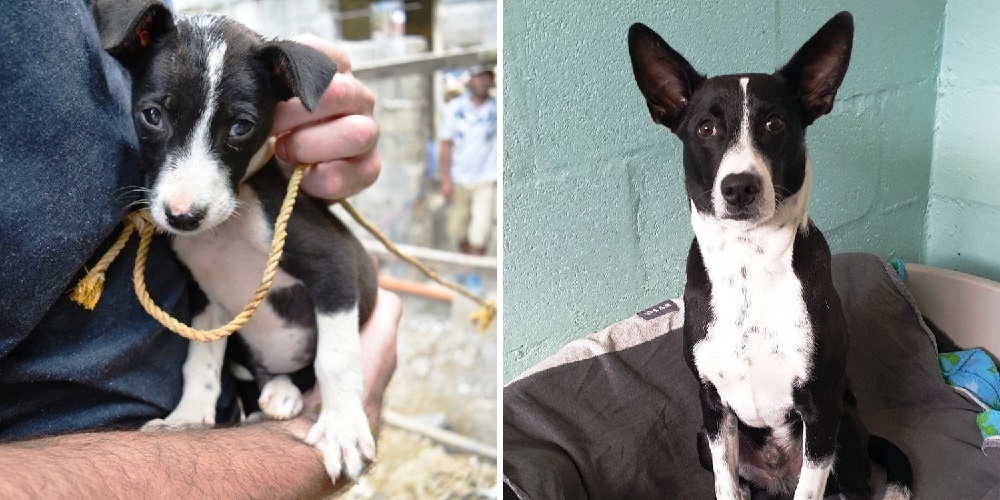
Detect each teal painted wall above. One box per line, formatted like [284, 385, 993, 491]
[926, 0, 1000, 281]
[503, 1, 945, 382]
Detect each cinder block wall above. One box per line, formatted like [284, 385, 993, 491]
[502, 1, 945, 381]
[926, 0, 1000, 282]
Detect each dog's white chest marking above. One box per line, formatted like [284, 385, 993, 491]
[691, 211, 814, 429]
[171, 186, 315, 373]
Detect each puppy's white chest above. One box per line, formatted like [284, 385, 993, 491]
[171, 193, 315, 372]
[171, 194, 281, 309]
[692, 227, 813, 429]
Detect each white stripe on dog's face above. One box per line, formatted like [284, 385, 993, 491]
[712, 77, 776, 221]
[150, 36, 235, 234]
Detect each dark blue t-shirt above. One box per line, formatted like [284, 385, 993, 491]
[0, 0, 234, 440]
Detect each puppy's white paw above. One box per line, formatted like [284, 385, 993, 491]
[141, 405, 215, 431]
[142, 418, 169, 431]
[714, 483, 749, 500]
[730, 484, 750, 500]
[259, 377, 304, 420]
[304, 402, 376, 481]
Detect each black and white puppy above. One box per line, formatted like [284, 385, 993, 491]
[629, 12, 913, 500]
[93, 0, 377, 480]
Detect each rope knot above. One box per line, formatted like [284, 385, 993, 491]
[470, 301, 497, 333]
[128, 210, 161, 235]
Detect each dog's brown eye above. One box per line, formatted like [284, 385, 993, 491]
[229, 119, 254, 138]
[142, 107, 162, 128]
[697, 120, 717, 138]
[765, 115, 784, 133]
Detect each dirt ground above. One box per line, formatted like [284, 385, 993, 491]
[345, 427, 496, 499]
[343, 277, 498, 499]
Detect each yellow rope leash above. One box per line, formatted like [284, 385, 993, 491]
[337, 200, 497, 331]
[73, 164, 305, 342]
[133, 163, 305, 342]
[71, 163, 497, 338]
[69, 223, 135, 308]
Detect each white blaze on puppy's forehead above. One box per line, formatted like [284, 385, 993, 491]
[188, 37, 227, 165]
[150, 33, 235, 233]
[188, 13, 220, 29]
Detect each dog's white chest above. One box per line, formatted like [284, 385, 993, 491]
[171, 190, 315, 373]
[691, 221, 813, 429]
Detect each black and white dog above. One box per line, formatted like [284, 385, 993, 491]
[628, 12, 913, 500]
[93, 0, 377, 480]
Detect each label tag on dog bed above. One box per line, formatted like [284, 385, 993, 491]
[637, 299, 679, 321]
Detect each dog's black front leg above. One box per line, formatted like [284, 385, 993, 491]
[700, 383, 746, 500]
[829, 388, 873, 500]
[792, 388, 841, 500]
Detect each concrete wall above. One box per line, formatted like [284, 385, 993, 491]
[502, 1, 945, 381]
[339, 37, 435, 249]
[926, 0, 1000, 282]
[174, 0, 340, 39]
[439, 0, 498, 49]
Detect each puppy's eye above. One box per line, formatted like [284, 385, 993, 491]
[765, 115, 784, 133]
[142, 107, 163, 128]
[229, 119, 254, 138]
[696, 119, 717, 138]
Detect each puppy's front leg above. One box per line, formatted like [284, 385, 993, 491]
[792, 416, 838, 500]
[702, 385, 746, 500]
[143, 303, 228, 429]
[304, 305, 376, 481]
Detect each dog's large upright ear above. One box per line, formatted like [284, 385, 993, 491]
[628, 23, 704, 132]
[257, 41, 337, 112]
[91, 0, 174, 64]
[777, 12, 854, 126]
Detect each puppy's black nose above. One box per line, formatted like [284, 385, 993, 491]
[165, 206, 205, 231]
[720, 173, 762, 209]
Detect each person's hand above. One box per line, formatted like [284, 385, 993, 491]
[271, 34, 381, 201]
[441, 177, 454, 201]
[356, 288, 401, 422]
[297, 288, 401, 426]
[280, 289, 398, 491]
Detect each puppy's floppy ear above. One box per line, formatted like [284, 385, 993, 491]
[257, 41, 338, 112]
[776, 12, 853, 126]
[91, 0, 174, 64]
[628, 23, 704, 133]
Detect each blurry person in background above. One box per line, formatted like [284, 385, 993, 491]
[438, 64, 497, 257]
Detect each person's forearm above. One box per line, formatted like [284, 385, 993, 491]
[438, 141, 453, 182]
[0, 420, 335, 499]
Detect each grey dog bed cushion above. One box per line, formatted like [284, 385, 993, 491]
[503, 253, 1000, 499]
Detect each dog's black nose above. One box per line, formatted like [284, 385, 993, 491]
[165, 206, 205, 231]
[720, 173, 762, 209]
